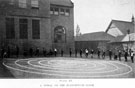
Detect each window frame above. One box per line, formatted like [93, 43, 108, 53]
[50, 7, 54, 15]
[18, 0, 27, 8]
[65, 9, 70, 16]
[6, 17, 15, 39]
[60, 8, 65, 15]
[19, 18, 28, 39]
[54, 26, 66, 43]
[31, 0, 39, 9]
[32, 19, 40, 39]
[54, 8, 59, 15]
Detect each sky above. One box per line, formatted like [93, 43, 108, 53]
[71, 0, 135, 34]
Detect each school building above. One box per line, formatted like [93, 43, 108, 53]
[0, 0, 74, 54]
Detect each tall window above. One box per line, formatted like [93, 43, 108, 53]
[6, 18, 15, 39]
[31, 0, 39, 9]
[19, 0, 27, 8]
[54, 26, 66, 43]
[19, 19, 28, 39]
[32, 19, 40, 39]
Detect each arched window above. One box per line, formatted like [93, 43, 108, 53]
[54, 26, 66, 43]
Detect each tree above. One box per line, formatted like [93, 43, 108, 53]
[76, 24, 81, 36]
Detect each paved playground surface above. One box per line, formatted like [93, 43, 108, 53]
[2, 57, 135, 79]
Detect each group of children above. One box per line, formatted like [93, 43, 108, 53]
[74, 48, 134, 63]
[0, 46, 134, 63]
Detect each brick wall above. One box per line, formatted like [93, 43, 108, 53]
[51, 5, 74, 53]
[0, 0, 75, 55]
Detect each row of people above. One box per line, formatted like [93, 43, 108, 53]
[75, 49, 134, 63]
[0, 46, 134, 63]
[0, 46, 65, 58]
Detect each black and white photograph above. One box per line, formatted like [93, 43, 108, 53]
[0, 0, 135, 88]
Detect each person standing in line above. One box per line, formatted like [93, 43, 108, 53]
[130, 51, 134, 63]
[109, 50, 112, 60]
[1, 48, 4, 60]
[102, 50, 105, 59]
[80, 49, 83, 58]
[85, 49, 89, 58]
[3, 51, 7, 58]
[16, 45, 19, 58]
[97, 49, 100, 59]
[114, 48, 118, 60]
[75, 49, 77, 57]
[129, 49, 132, 56]
[61, 49, 64, 57]
[124, 50, 128, 62]
[69, 48, 72, 57]
[7, 46, 10, 58]
[49, 49, 53, 56]
[114, 52, 117, 60]
[35, 48, 39, 57]
[54, 48, 57, 57]
[118, 50, 122, 61]
[23, 49, 27, 57]
[29, 47, 33, 57]
[43, 48, 46, 57]
[91, 49, 94, 58]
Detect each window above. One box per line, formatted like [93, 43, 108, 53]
[50, 7, 54, 15]
[31, 0, 39, 9]
[65, 9, 70, 16]
[6, 18, 15, 39]
[60, 8, 65, 15]
[54, 26, 66, 43]
[19, 19, 28, 39]
[19, 0, 27, 8]
[54, 8, 59, 15]
[32, 19, 40, 39]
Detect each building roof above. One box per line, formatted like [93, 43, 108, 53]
[75, 32, 115, 41]
[122, 33, 135, 42]
[50, 0, 73, 7]
[109, 35, 125, 43]
[106, 20, 134, 35]
[110, 33, 135, 43]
